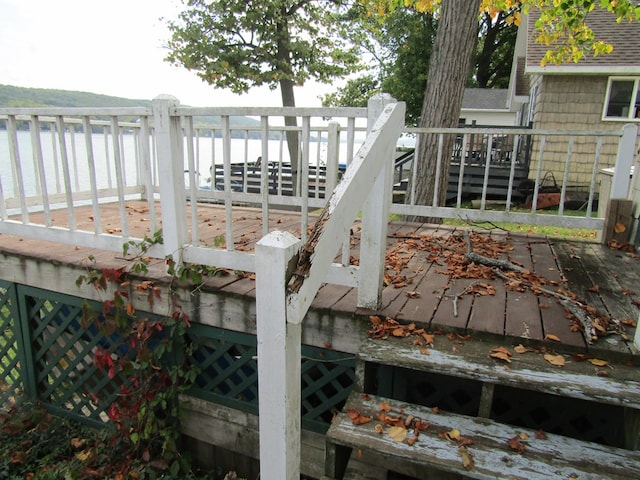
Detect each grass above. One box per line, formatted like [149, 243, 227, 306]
[443, 217, 598, 240]
[388, 200, 599, 240]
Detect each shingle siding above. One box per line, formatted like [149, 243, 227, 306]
[529, 76, 630, 188]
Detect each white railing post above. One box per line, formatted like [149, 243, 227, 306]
[152, 95, 186, 257]
[358, 93, 398, 309]
[611, 124, 638, 199]
[255, 231, 302, 480]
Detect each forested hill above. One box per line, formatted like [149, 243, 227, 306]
[0, 84, 152, 108]
[0, 84, 260, 130]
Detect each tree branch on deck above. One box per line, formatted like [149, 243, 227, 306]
[456, 231, 624, 345]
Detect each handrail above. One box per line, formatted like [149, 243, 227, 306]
[254, 97, 405, 480]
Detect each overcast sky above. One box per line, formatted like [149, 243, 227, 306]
[0, 0, 336, 107]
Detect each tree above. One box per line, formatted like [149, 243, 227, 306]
[322, 5, 515, 123]
[366, 0, 640, 220]
[475, 8, 519, 88]
[165, 0, 363, 192]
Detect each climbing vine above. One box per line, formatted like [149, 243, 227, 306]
[75, 230, 230, 477]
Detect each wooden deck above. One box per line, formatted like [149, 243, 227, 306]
[1, 200, 639, 361]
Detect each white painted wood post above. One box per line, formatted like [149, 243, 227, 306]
[326, 121, 340, 194]
[152, 95, 187, 257]
[255, 231, 302, 480]
[611, 124, 638, 199]
[358, 93, 398, 309]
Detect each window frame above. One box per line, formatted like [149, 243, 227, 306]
[602, 76, 640, 122]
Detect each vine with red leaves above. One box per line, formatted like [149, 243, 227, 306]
[74, 231, 220, 477]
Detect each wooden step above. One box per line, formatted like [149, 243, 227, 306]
[325, 392, 640, 480]
[358, 335, 640, 451]
[358, 335, 640, 411]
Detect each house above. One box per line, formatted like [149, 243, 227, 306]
[460, 87, 520, 126]
[508, 9, 640, 190]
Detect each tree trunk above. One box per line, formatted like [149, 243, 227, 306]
[279, 76, 300, 196]
[276, 11, 299, 196]
[408, 0, 481, 223]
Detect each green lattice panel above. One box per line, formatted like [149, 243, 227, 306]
[20, 286, 130, 426]
[301, 346, 355, 432]
[1, 283, 22, 410]
[188, 325, 355, 433]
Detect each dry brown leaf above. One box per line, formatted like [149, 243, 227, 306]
[352, 415, 372, 425]
[491, 346, 512, 356]
[422, 333, 435, 345]
[458, 445, 474, 470]
[379, 401, 392, 412]
[374, 423, 384, 434]
[420, 348, 431, 356]
[614, 222, 627, 233]
[588, 358, 608, 367]
[507, 436, 526, 453]
[514, 344, 528, 354]
[535, 429, 547, 440]
[587, 284, 601, 293]
[518, 431, 530, 441]
[392, 327, 406, 337]
[489, 351, 512, 363]
[545, 334, 561, 342]
[388, 426, 408, 442]
[544, 354, 565, 367]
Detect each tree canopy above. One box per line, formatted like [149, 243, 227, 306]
[165, 0, 363, 107]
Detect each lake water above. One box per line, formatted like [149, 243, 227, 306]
[1, 129, 363, 198]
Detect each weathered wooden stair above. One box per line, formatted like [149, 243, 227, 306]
[324, 335, 640, 480]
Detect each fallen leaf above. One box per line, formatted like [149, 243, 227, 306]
[535, 429, 547, 440]
[458, 445, 474, 470]
[614, 222, 626, 233]
[518, 431, 530, 441]
[514, 344, 528, 354]
[388, 426, 408, 442]
[422, 333, 435, 345]
[544, 354, 565, 367]
[507, 436, 526, 453]
[587, 284, 601, 293]
[71, 438, 87, 449]
[407, 436, 417, 446]
[75, 448, 93, 462]
[374, 423, 384, 434]
[420, 348, 431, 356]
[588, 358, 608, 367]
[545, 334, 561, 342]
[405, 290, 421, 298]
[379, 401, 392, 412]
[489, 351, 512, 363]
[392, 327, 406, 337]
[444, 428, 461, 442]
[352, 415, 372, 425]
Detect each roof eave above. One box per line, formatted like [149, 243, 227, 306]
[526, 65, 640, 75]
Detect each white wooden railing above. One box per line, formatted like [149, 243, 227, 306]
[255, 96, 405, 479]
[395, 124, 639, 230]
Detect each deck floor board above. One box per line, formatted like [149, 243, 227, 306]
[2, 200, 638, 359]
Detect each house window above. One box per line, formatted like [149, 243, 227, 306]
[603, 77, 640, 121]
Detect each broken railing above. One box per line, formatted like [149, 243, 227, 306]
[254, 97, 405, 479]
